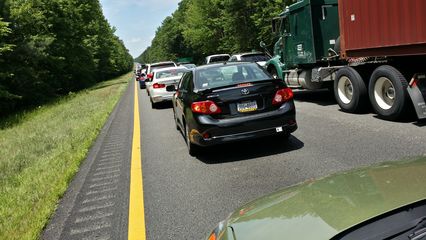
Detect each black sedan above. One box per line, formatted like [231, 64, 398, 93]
[169, 62, 297, 156]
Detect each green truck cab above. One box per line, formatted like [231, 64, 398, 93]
[266, 0, 340, 90]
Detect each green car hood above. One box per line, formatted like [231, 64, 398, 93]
[226, 158, 426, 240]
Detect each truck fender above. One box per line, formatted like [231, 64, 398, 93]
[265, 56, 284, 80]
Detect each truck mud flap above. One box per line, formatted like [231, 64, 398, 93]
[407, 74, 426, 119]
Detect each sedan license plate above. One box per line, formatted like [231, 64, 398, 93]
[237, 101, 258, 113]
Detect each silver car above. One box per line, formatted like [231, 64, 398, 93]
[147, 66, 188, 108]
[205, 54, 230, 64]
[228, 52, 271, 67]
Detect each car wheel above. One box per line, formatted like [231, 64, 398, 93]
[334, 67, 368, 113]
[274, 132, 291, 141]
[269, 67, 279, 79]
[282, 132, 291, 139]
[368, 65, 408, 120]
[173, 110, 179, 130]
[185, 123, 199, 157]
[150, 99, 156, 109]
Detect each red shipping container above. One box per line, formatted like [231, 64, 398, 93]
[338, 0, 426, 58]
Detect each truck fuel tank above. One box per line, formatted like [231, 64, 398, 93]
[285, 70, 323, 90]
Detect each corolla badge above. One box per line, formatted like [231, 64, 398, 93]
[241, 88, 250, 95]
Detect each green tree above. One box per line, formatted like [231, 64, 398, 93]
[137, 0, 297, 64]
[0, 18, 13, 54]
[182, 0, 224, 56]
[0, 0, 133, 116]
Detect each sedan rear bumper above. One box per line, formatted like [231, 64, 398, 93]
[193, 123, 297, 146]
[190, 102, 297, 146]
[151, 94, 174, 103]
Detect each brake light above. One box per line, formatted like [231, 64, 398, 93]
[237, 83, 253, 87]
[153, 83, 166, 89]
[147, 73, 153, 79]
[208, 233, 216, 240]
[191, 100, 222, 114]
[272, 88, 293, 105]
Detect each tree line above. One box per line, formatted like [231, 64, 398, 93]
[0, 0, 133, 116]
[135, 0, 296, 64]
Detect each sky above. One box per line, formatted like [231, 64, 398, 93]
[100, 0, 181, 58]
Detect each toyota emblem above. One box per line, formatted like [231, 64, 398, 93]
[241, 88, 250, 95]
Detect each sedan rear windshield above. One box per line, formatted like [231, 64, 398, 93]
[151, 63, 176, 72]
[241, 54, 270, 62]
[195, 63, 271, 90]
[155, 69, 187, 79]
[209, 56, 230, 63]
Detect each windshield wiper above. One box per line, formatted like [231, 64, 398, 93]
[408, 218, 426, 240]
[386, 217, 426, 240]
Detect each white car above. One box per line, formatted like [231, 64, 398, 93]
[205, 54, 230, 64]
[147, 66, 188, 108]
[228, 52, 271, 67]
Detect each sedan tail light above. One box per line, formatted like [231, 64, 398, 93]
[153, 83, 166, 89]
[272, 88, 294, 106]
[191, 100, 222, 115]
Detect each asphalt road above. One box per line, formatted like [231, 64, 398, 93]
[45, 80, 426, 240]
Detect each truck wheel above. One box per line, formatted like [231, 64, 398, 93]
[368, 65, 408, 120]
[334, 67, 368, 113]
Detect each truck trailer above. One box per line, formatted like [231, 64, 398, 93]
[263, 0, 426, 120]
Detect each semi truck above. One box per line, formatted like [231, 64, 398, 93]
[262, 0, 426, 120]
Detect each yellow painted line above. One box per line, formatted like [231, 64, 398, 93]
[128, 81, 146, 240]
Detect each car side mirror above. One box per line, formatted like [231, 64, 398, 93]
[166, 85, 176, 92]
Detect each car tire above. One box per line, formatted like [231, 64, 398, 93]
[150, 99, 156, 109]
[275, 132, 291, 140]
[185, 123, 200, 157]
[368, 65, 409, 120]
[173, 110, 179, 130]
[268, 67, 279, 79]
[282, 132, 291, 139]
[334, 67, 368, 113]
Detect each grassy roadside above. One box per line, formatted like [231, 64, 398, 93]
[0, 72, 131, 240]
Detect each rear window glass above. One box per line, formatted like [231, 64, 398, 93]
[209, 56, 230, 63]
[195, 63, 271, 90]
[240, 54, 270, 62]
[155, 69, 187, 79]
[151, 63, 176, 72]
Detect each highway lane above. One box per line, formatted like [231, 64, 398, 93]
[138, 87, 426, 239]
